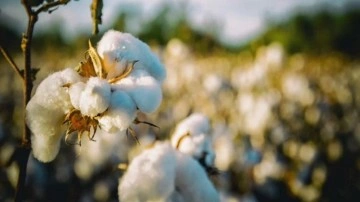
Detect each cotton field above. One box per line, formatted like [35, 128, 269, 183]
[1, 37, 360, 202]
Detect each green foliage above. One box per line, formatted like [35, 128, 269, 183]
[249, 7, 360, 57]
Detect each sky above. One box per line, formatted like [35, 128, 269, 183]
[0, 0, 357, 46]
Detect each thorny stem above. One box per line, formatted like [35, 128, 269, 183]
[14, 1, 70, 201]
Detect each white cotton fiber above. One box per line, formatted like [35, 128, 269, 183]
[118, 142, 177, 202]
[171, 113, 215, 167]
[69, 82, 86, 110]
[171, 113, 211, 141]
[97, 30, 166, 83]
[173, 151, 219, 202]
[31, 126, 63, 162]
[26, 68, 83, 162]
[26, 68, 84, 162]
[118, 142, 219, 202]
[79, 77, 111, 117]
[26, 98, 64, 139]
[31, 68, 83, 112]
[26, 68, 80, 135]
[113, 69, 162, 114]
[98, 90, 136, 132]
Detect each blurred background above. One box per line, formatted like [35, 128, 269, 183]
[1, 0, 360, 201]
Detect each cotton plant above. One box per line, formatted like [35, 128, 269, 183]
[119, 113, 219, 202]
[171, 113, 217, 174]
[26, 30, 166, 163]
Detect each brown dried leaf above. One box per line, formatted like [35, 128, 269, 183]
[77, 57, 97, 78]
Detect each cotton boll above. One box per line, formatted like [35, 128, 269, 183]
[27, 68, 83, 162]
[31, 127, 63, 162]
[118, 142, 177, 202]
[79, 77, 111, 117]
[113, 69, 162, 113]
[177, 133, 216, 167]
[27, 68, 81, 137]
[171, 113, 215, 167]
[174, 151, 219, 202]
[26, 97, 65, 138]
[97, 116, 115, 133]
[98, 90, 136, 132]
[171, 113, 211, 143]
[69, 82, 86, 109]
[32, 68, 83, 113]
[119, 142, 219, 202]
[60, 68, 85, 84]
[97, 30, 166, 83]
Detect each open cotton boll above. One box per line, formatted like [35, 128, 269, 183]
[97, 30, 166, 83]
[31, 126, 63, 162]
[112, 69, 162, 113]
[69, 82, 86, 109]
[171, 113, 216, 168]
[118, 142, 177, 202]
[32, 68, 83, 112]
[176, 134, 216, 167]
[98, 90, 136, 132]
[26, 68, 83, 162]
[26, 68, 83, 138]
[79, 77, 111, 117]
[171, 113, 211, 143]
[119, 142, 219, 202]
[174, 151, 219, 202]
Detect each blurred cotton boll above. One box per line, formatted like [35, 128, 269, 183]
[97, 30, 166, 83]
[174, 150, 219, 202]
[79, 77, 111, 117]
[118, 142, 219, 202]
[119, 142, 177, 202]
[171, 113, 216, 168]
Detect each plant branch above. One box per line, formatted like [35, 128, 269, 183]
[90, 0, 103, 34]
[0, 47, 24, 80]
[14, 1, 72, 201]
[35, 0, 70, 15]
